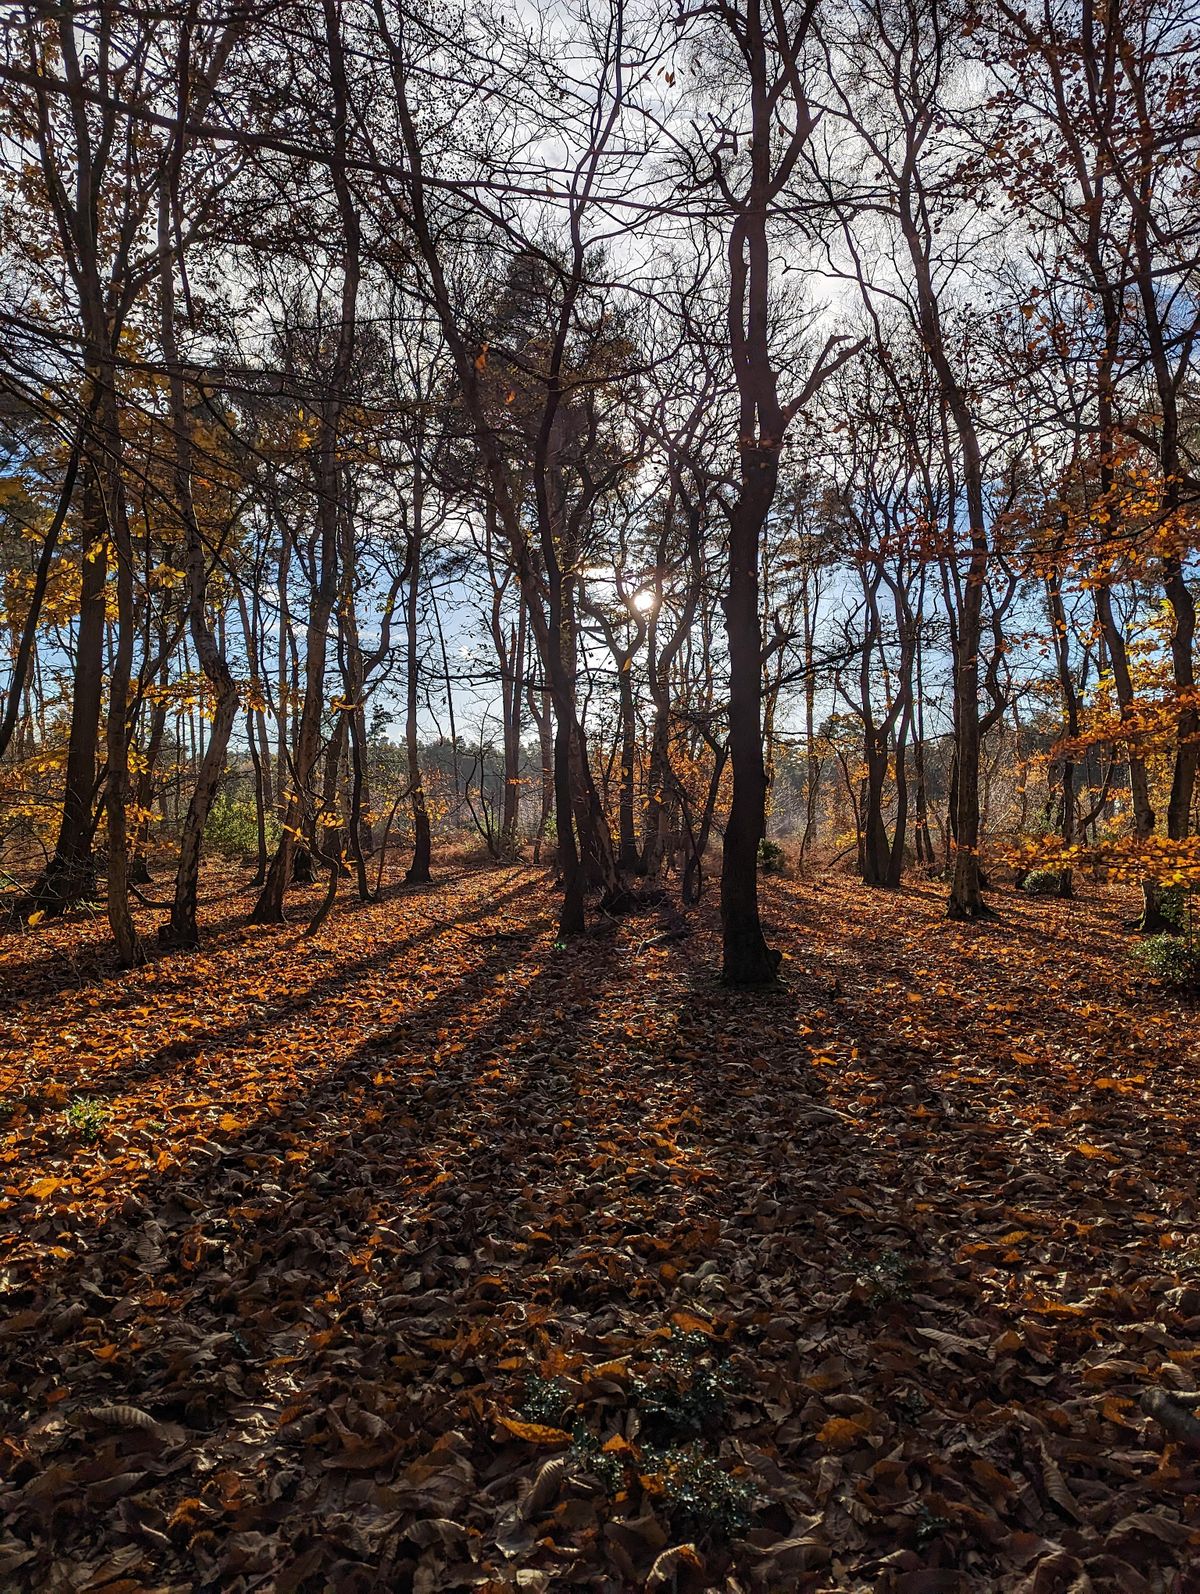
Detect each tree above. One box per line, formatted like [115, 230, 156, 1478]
[688, 0, 860, 981]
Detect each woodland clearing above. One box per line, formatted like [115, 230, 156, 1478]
[0, 865, 1198, 1593]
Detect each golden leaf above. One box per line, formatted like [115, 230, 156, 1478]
[670, 1310, 714, 1336]
[816, 1414, 871, 1450]
[495, 1415, 572, 1446]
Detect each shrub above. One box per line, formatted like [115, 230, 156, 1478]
[632, 1335, 741, 1442]
[63, 1096, 112, 1142]
[1131, 933, 1199, 991]
[757, 839, 786, 875]
[1160, 886, 1194, 934]
[641, 1443, 755, 1537]
[855, 1247, 914, 1305]
[914, 1501, 954, 1548]
[569, 1425, 624, 1493]
[518, 1330, 754, 1540]
[203, 792, 279, 859]
[519, 1372, 572, 1427]
[1022, 868, 1061, 896]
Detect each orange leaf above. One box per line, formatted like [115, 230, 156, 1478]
[670, 1310, 714, 1336]
[496, 1416, 572, 1446]
[1074, 1142, 1118, 1163]
[816, 1414, 871, 1450]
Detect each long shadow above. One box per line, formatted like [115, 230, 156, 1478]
[755, 873, 1194, 1196]
[0, 860, 540, 1006]
[3, 918, 843, 1424]
[1, 922, 629, 1362]
[0, 874, 544, 1109]
[0, 890, 571, 1278]
[4, 902, 834, 1299]
[2, 880, 1194, 1591]
[0, 886, 541, 1147]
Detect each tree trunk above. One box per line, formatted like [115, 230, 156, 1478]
[528, 678, 553, 864]
[251, 0, 358, 923]
[721, 455, 779, 984]
[499, 600, 526, 856]
[160, 192, 239, 950]
[1093, 582, 1159, 923]
[683, 745, 728, 906]
[641, 705, 672, 881]
[615, 663, 639, 874]
[404, 515, 431, 885]
[32, 468, 107, 910]
[800, 573, 820, 868]
[862, 737, 891, 887]
[97, 388, 142, 966]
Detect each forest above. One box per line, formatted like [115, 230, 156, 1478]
[1, 0, 1199, 1588]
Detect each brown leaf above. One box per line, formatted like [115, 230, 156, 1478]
[1037, 1442, 1081, 1521]
[646, 1542, 704, 1588]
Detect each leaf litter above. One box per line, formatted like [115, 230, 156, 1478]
[0, 865, 1197, 1591]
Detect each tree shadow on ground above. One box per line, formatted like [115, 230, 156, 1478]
[1, 871, 1195, 1592]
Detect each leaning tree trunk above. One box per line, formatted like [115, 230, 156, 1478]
[899, 162, 991, 918]
[684, 745, 728, 906]
[130, 677, 169, 883]
[0, 435, 80, 765]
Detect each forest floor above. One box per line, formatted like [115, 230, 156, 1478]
[1, 862, 1198, 1594]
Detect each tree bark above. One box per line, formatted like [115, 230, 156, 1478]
[404, 511, 431, 885]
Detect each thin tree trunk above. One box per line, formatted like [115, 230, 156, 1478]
[160, 184, 239, 950]
[251, 0, 358, 924]
[404, 511, 431, 884]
